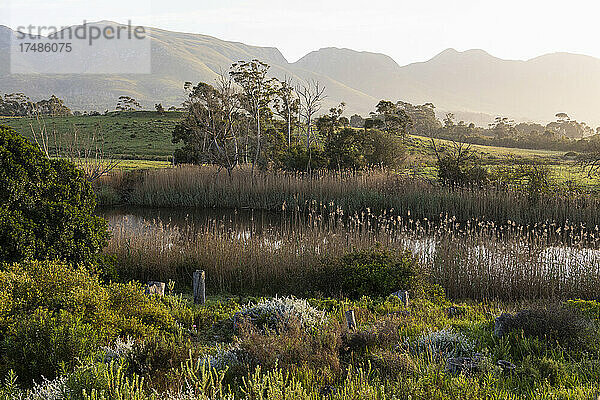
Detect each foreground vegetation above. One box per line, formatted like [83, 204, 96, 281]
[1, 260, 600, 400]
[3, 58, 600, 397]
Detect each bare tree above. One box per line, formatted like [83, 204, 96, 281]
[578, 151, 600, 178]
[30, 112, 120, 182]
[296, 80, 326, 171]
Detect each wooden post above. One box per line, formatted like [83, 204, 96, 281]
[345, 309, 356, 331]
[193, 270, 205, 305]
[391, 290, 409, 307]
[145, 281, 165, 296]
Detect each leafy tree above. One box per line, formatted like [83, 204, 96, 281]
[273, 77, 299, 147]
[546, 118, 592, 139]
[365, 100, 411, 137]
[0, 93, 33, 117]
[116, 96, 141, 112]
[398, 101, 441, 136]
[173, 76, 244, 176]
[155, 103, 165, 114]
[350, 114, 365, 128]
[230, 60, 278, 171]
[316, 102, 346, 140]
[33, 95, 72, 116]
[324, 127, 367, 170]
[272, 143, 328, 172]
[488, 116, 516, 139]
[0, 125, 109, 264]
[365, 130, 405, 169]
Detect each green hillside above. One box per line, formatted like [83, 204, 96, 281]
[0, 111, 183, 161]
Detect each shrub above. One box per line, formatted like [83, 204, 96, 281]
[566, 299, 600, 321]
[367, 351, 417, 378]
[317, 247, 418, 299]
[341, 317, 400, 354]
[2, 307, 104, 383]
[234, 296, 326, 332]
[433, 141, 488, 188]
[0, 260, 181, 385]
[272, 144, 328, 172]
[519, 356, 568, 387]
[0, 125, 108, 265]
[127, 333, 194, 384]
[410, 329, 474, 359]
[236, 318, 342, 381]
[364, 130, 405, 169]
[203, 343, 249, 372]
[497, 305, 600, 352]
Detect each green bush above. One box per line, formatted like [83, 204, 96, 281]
[316, 247, 418, 299]
[0, 125, 109, 265]
[501, 305, 600, 353]
[566, 299, 600, 321]
[0, 260, 180, 384]
[272, 144, 328, 172]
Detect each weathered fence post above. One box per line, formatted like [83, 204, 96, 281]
[391, 290, 409, 307]
[193, 270, 205, 305]
[345, 309, 356, 330]
[145, 281, 165, 296]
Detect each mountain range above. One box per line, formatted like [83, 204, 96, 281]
[1, 21, 600, 126]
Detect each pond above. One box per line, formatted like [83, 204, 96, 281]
[99, 206, 600, 299]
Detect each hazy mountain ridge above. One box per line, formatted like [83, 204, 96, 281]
[1, 22, 599, 125]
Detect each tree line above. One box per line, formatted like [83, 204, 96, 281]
[427, 112, 600, 152]
[171, 60, 408, 174]
[0, 93, 72, 117]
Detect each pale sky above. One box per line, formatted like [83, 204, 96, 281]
[2, 0, 600, 65]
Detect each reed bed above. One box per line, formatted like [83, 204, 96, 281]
[98, 165, 600, 227]
[104, 207, 600, 301]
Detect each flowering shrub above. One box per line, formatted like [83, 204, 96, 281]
[204, 344, 248, 371]
[28, 376, 70, 400]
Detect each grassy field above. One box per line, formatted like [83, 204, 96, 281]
[0, 111, 183, 161]
[409, 134, 568, 160]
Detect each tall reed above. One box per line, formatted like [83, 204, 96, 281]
[104, 206, 600, 301]
[98, 165, 600, 227]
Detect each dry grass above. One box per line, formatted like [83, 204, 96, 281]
[104, 206, 600, 301]
[98, 165, 600, 227]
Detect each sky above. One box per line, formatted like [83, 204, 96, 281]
[2, 0, 600, 65]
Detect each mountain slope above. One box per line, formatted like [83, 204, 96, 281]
[1, 22, 600, 125]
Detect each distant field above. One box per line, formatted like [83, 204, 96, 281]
[0, 111, 184, 161]
[2, 112, 597, 187]
[1, 112, 568, 163]
[409, 134, 567, 160]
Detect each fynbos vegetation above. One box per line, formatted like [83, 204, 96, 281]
[2, 49, 600, 400]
